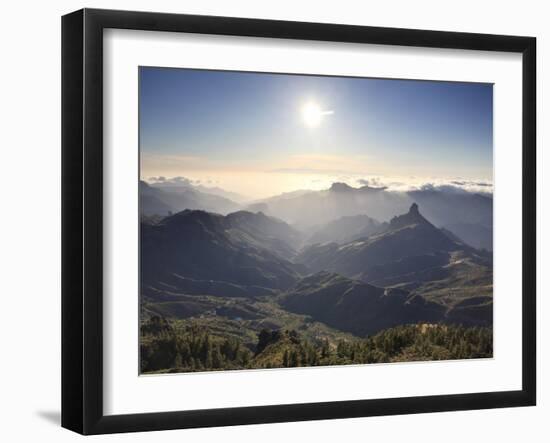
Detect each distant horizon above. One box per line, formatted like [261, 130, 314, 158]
[143, 174, 493, 202]
[140, 67, 493, 200]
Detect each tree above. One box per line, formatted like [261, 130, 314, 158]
[256, 329, 272, 354]
[289, 350, 299, 367]
[205, 348, 213, 368]
[321, 339, 330, 359]
[283, 349, 290, 367]
[173, 352, 182, 368]
[240, 349, 251, 367]
[212, 346, 223, 369]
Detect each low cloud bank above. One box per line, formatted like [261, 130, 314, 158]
[354, 176, 493, 195]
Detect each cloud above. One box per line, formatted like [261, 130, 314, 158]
[418, 183, 468, 194]
[357, 177, 384, 187]
[451, 180, 492, 188]
[148, 176, 166, 182]
[147, 175, 194, 187]
[411, 181, 493, 195]
[350, 175, 493, 195]
[173, 176, 192, 185]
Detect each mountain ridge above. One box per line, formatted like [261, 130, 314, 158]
[296, 203, 463, 279]
[141, 209, 304, 291]
[140, 180, 241, 216]
[280, 271, 445, 336]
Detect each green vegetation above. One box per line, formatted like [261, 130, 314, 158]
[140, 316, 492, 374]
[140, 317, 253, 373]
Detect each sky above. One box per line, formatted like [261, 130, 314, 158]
[139, 67, 493, 200]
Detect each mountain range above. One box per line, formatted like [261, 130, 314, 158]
[140, 180, 240, 216]
[141, 198, 493, 346]
[296, 202, 484, 279]
[140, 180, 493, 251]
[141, 209, 302, 291]
[248, 182, 493, 250]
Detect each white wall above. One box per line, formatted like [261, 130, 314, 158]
[0, 0, 546, 441]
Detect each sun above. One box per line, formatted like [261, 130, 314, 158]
[301, 102, 333, 128]
[301, 102, 324, 128]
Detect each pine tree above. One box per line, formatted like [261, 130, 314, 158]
[212, 346, 223, 369]
[289, 350, 299, 367]
[283, 349, 290, 367]
[174, 352, 182, 368]
[205, 348, 213, 368]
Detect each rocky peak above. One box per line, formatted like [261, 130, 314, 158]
[389, 202, 430, 230]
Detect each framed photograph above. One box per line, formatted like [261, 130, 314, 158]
[62, 8, 536, 435]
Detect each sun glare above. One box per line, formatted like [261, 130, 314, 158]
[301, 102, 334, 128]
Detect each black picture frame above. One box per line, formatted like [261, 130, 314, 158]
[62, 8, 536, 435]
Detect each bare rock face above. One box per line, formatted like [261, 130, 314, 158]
[389, 202, 429, 230]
